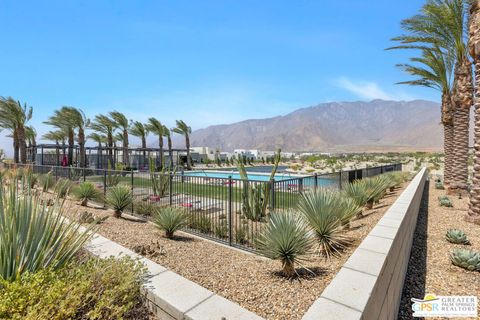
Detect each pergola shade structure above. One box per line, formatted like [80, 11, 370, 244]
[26, 144, 187, 170]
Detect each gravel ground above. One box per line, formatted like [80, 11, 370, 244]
[399, 181, 480, 319]
[63, 186, 405, 320]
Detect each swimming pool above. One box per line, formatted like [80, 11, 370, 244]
[183, 171, 296, 181]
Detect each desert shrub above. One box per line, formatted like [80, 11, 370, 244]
[134, 200, 158, 216]
[0, 183, 94, 281]
[214, 221, 228, 239]
[450, 248, 480, 272]
[73, 182, 103, 206]
[0, 256, 148, 320]
[297, 189, 354, 258]
[189, 215, 212, 233]
[54, 178, 73, 198]
[106, 185, 133, 218]
[446, 229, 470, 245]
[256, 211, 314, 277]
[439, 195, 453, 207]
[152, 207, 187, 238]
[38, 172, 55, 192]
[235, 225, 249, 244]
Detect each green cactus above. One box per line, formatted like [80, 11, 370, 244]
[450, 248, 480, 272]
[438, 195, 453, 207]
[446, 229, 470, 245]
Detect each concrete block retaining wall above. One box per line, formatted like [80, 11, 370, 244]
[303, 168, 427, 320]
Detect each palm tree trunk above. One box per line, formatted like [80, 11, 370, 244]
[123, 130, 129, 165]
[168, 136, 173, 170]
[107, 134, 113, 166]
[450, 60, 473, 194]
[141, 136, 146, 169]
[55, 141, 60, 165]
[31, 137, 37, 164]
[467, 64, 480, 223]
[17, 125, 27, 164]
[68, 128, 74, 166]
[13, 129, 19, 163]
[442, 93, 454, 186]
[159, 135, 164, 170]
[79, 127, 86, 168]
[186, 134, 191, 170]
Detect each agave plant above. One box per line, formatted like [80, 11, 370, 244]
[54, 178, 73, 198]
[446, 229, 470, 245]
[450, 248, 480, 272]
[38, 171, 55, 192]
[297, 189, 354, 258]
[106, 185, 133, 218]
[0, 181, 94, 281]
[256, 211, 314, 277]
[152, 207, 187, 238]
[73, 182, 103, 206]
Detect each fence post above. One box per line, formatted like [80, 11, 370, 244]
[228, 176, 233, 246]
[169, 173, 173, 206]
[103, 169, 107, 207]
[54, 166, 58, 181]
[299, 177, 303, 194]
[339, 170, 342, 190]
[131, 170, 134, 213]
[83, 167, 86, 182]
[314, 173, 318, 192]
[270, 179, 276, 211]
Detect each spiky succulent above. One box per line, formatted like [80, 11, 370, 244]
[54, 178, 73, 198]
[438, 196, 453, 207]
[106, 185, 133, 218]
[446, 229, 470, 245]
[152, 207, 187, 238]
[73, 182, 103, 206]
[450, 248, 480, 272]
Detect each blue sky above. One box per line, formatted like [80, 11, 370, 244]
[0, 0, 436, 153]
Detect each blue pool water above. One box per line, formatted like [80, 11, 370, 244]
[183, 171, 294, 181]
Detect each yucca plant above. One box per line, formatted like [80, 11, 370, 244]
[73, 182, 103, 207]
[297, 189, 353, 258]
[106, 185, 133, 218]
[54, 178, 73, 198]
[343, 181, 370, 211]
[446, 229, 470, 245]
[450, 248, 480, 272]
[152, 207, 187, 238]
[22, 168, 38, 189]
[0, 182, 94, 281]
[256, 211, 314, 277]
[363, 177, 388, 207]
[38, 172, 55, 192]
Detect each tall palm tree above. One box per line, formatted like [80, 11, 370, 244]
[172, 120, 192, 170]
[43, 130, 68, 165]
[110, 111, 130, 165]
[90, 114, 115, 165]
[390, 0, 471, 192]
[62, 107, 90, 167]
[0, 97, 33, 164]
[88, 132, 106, 169]
[467, 0, 480, 223]
[129, 121, 148, 169]
[44, 107, 75, 166]
[388, 45, 454, 184]
[163, 125, 174, 170]
[146, 117, 164, 170]
[25, 125, 37, 163]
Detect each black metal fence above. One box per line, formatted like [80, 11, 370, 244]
[4, 162, 401, 252]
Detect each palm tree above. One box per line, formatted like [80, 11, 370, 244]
[0, 97, 33, 164]
[25, 125, 37, 163]
[388, 45, 454, 185]
[129, 121, 149, 169]
[43, 130, 68, 165]
[467, 0, 480, 223]
[90, 114, 115, 165]
[390, 0, 471, 192]
[88, 132, 106, 169]
[146, 118, 164, 170]
[163, 125, 174, 170]
[44, 107, 75, 166]
[62, 107, 89, 167]
[110, 111, 130, 166]
[172, 120, 192, 170]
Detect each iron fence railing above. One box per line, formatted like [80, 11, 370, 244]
[4, 162, 401, 252]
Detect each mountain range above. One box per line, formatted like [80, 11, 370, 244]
[187, 99, 447, 153]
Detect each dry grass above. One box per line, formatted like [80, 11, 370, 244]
[62, 185, 405, 320]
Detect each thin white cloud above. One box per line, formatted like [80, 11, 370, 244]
[336, 77, 395, 100]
